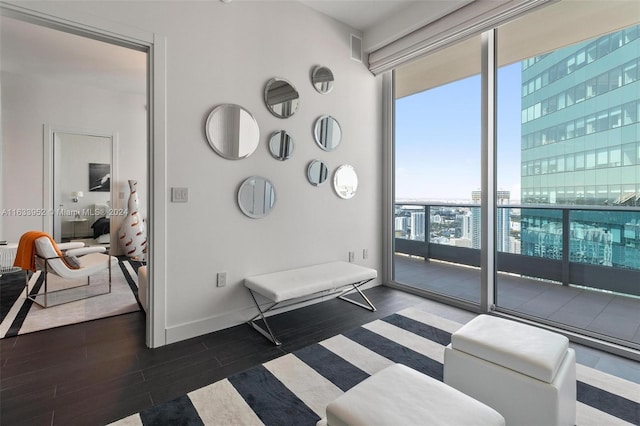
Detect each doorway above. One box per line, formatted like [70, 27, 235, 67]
[1, 10, 152, 339]
[1, 2, 167, 348]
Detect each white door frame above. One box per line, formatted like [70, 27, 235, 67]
[1, 1, 168, 348]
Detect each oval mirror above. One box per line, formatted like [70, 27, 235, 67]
[237, 176, 277, 219]
[268, 131, 295, 161]
[311, 66, 334, 94]
[333, 164, 358, 199]
[205, 104, 260, 160]
[313, 115, 341, 151]
[307, 160, 329, 186]
[264, 78, 300, 118]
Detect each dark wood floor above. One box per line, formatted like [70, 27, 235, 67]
[0, 286, 428, 426]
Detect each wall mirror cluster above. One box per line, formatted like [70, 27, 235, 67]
[311, 66, 334, 94]
[264, 78, 299, 118]
[213, 65, 351, 219]
[269, 130, 294, 161]
[237, 176, 276, 219]
[205, 104, 260, 160]
[313, 115, 341, 152]
[333, 164, 358, 199]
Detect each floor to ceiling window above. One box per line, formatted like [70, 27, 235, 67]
[495, 5, 640, 348]
[393, 35, 482, 306]
[392, 1, 640, 352]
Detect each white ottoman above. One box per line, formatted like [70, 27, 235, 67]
[318, 364, 505, 426]
[444, 315, 576, 426]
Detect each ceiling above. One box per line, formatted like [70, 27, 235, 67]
[297, 0, 472, 52]
[298, 0, 416, 32]
[0, 1, 467, 94]
[0, 15, 147, 95]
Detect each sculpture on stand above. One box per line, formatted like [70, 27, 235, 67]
[119, 180, 146, 261]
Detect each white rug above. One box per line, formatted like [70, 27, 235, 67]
[0, 260, 140, 338]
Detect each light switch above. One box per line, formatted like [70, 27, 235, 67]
[171, 187, 189, 203]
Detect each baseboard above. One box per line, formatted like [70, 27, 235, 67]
[165, 305, 252, 344]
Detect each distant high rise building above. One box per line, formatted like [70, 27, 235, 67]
[410, 211, 425, 241]
[520, 25, 639, 206]
[457, 211, 472, 240]
[519, 24, 640, 269]
[395, 216, 409, 238]
[471, 190, 511, 251]
[471, 190, 511, 204]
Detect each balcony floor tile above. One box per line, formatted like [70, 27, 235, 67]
[393, 254, 640, 346]
[547, 290, 614, 328]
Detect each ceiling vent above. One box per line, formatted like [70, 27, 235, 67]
[351, 34, 363, 62]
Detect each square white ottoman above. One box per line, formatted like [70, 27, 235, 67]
[444, 315, 576, 426]
[318, 363, 505, 426]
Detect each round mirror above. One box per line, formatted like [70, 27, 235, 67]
[237, 176, 277, 219]
[333, 164, 358, 199]
[268, 131, 295, 161]
[311, 66, 334, 94]
[264, 78, 300, 118]
[313, 115, 342, 151]
[307, 160, 329, 186]
[205, 104, 260, 160]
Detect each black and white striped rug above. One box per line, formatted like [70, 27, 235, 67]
[112, 307, 640, 426]
[0, 259, 141, 338]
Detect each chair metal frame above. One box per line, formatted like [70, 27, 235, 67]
[26, 252, 112, 308]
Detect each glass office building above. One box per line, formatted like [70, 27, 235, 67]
[520, 24, 640, 270]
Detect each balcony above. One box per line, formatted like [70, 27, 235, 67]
[394, 203, 640, 348]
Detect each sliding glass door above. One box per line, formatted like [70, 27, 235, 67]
[495, 6, 640, 347]
[393, 35, 483, 306]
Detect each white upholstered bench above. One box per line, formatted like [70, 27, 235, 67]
[444, 315, 576, 426]
[244, 261, 377, 345]
[317, 364, 505, 426]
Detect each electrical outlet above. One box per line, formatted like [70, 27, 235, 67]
[363, 249, 368, 259]
[171, 187, 189, 203]
[349, 251, 355, 262]
[217, 272, 226, 287]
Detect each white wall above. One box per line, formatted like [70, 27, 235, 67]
[2, 0, 383, 344]
[1, 71, 147, 250]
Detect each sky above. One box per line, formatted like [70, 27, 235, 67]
[395, 62, 523, 202]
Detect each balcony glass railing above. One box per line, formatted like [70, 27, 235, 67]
[395, 203, 640, 297]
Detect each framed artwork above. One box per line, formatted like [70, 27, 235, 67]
[89, 163, 110, 192]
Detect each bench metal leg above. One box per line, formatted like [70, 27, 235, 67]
[338, 279, 376, 312]
[247, 289, 282, 346]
